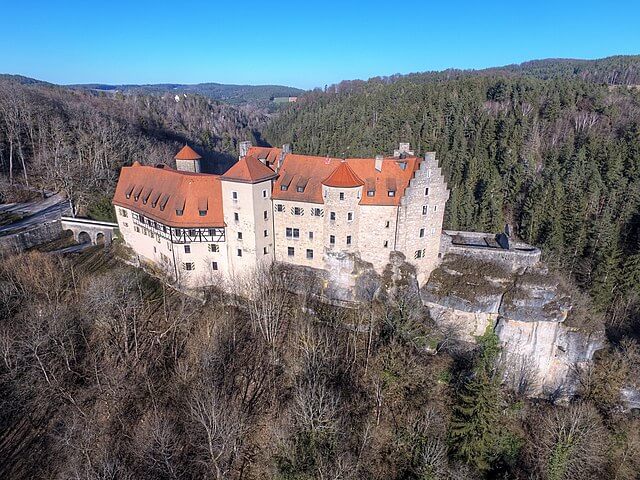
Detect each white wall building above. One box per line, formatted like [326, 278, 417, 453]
[112, 143, 450, 288]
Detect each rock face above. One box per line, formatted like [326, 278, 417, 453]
[422, 254, 605, 396]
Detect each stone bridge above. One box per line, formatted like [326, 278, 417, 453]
[60, 217, 118, 245]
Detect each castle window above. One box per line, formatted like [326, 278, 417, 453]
[183, 262, 195, 271]
[306, 249, 314, 259]
[237, 232, 243, 240]
[383, 240, 388, 248]
[347, 212, 353, 221]
[330, 212, 336, 221]
[419, 228, 425, 238]
[118, 208, 128, 217]
[309, 231, 314, 240]
[234, 212, 239, 221]
[263, 246, 268, 254]
[286, 227, 292, 238]
[346, 235, 352, 245]
[123, 222, 129, 228]
[262, 189, 268, 198]
[330, 235, 335, 245]
[311, 207, 324, 217]
[208, 244, 219, 252]
[414, 249, 424, 259]
[385, 221, 390, 228]
[388, 190, 395, 197]
[232, 191, 238, 201]
[288, 247, 295, 257]
[425, 187, 429, 196]
[264, 210, 268, 220]
[184, 245, 191, 254]
[276, 204, 285, 212]
[292, 207, 303, 216]
[264, 229, 268, 237]
[212, 261, 218, 271]
[422, 205, 428, 215]
[237, 249, 242, 257]
[434, 205, 438, 212]
[367, 190, 375, 197]
[339, 192, 345, 200]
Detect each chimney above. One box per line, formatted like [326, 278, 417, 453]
[238, 140, 252, 158]
[282, 143, 291, 154]
[375, 155, 383, 172]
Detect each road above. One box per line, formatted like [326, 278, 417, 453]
[0, 192, 70, 237]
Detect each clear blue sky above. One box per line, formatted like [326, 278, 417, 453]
[1, 0, 639, 89]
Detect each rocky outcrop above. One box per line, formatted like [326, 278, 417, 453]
[422, 254, 605, 397]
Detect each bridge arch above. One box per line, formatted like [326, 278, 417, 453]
[78, 231, 92, 244]
[60, 217, 118, 247]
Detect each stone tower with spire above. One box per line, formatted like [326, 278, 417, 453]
[174, 145, 202, 173]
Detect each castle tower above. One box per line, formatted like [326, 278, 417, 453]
[175, 145, 202, 173]
[220, 154, 278, 275]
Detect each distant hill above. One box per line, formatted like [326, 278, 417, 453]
[331, 55, 640, 93]
[68, 82, 305, 107]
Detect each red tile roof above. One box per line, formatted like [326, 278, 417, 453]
[270, 150, 420, 205]
[322, 161, 364, 188]
[175, 145, 202, 160]
[221, 155, 277, 183]
[113, 163, 224, 227]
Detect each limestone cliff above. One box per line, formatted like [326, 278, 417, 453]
[422, 255, 605, 397]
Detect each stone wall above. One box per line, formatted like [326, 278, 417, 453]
[441, 230, 541, 272]
[0, 220, 62, 254]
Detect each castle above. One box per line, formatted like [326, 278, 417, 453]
[112, 142, 450, 289]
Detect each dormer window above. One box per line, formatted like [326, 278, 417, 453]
[388, 190, 396, 197]
[199, 210, 206, 216]
[296, 186, 304, 193]
[281, 185, 288, 191]
[176, 209, 184, 216]
[367, 190, 375, 197]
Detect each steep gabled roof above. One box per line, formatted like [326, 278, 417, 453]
[113, 163, 224, 227]
[322, 161, 364, 188]
[175, 145, 202, 160]
[221, 155, 277, 183]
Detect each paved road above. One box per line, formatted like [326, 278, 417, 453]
[0, 192, 71, 237]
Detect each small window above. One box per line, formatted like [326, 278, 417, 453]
[425, 187, 429, 196]
[237, 249, 242, 257]
[311, 207, 324, 217]
[346, 235, 352, 245]
[153, 246, 156, 253]
[297, 185, 304, 193]
[388, 190, 396, 197]
[184, 262, 194, 271]
[176, 209, 184, 216]
[280, 184, 288, 191]
[292, 207, 303, 216]
[237, 232, 243, 240]
[188, 229, 197, 236]
[293, 228, 300, 238]
[385, 221, 390, 228]
[306, 249, 314, 259]
[286, 228, 293, 238]
[309, 231, 314, 240]
[184, 245, 191, 254]
[263, 210, 268, 220]
[199, 210, 206, 217]
[212, 261, 218, 271]
[367, 190, 375, 197]
[262, 189, 268, 198]
[415, 250, 423, 259]
[330, 235, 335, 245]
[232, 191, 238, 200]
[276, 204, 285, 212]
[208, 244, 219, 252]
[423, 205, 428, 215]
[339, 192, 345, 200]
[288, 247, 295, 257]
[234, 212, 239, 221]
[434, 205, 438, 212]
[264, 229, 268, 237]
[347, 212, 353, 221]
[263, 246, 268, 254]
[383, 240, 389, 248]
[419, 228, 425, 238]
[123, 222, 129, 228]
[330, 212, 336, 221]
